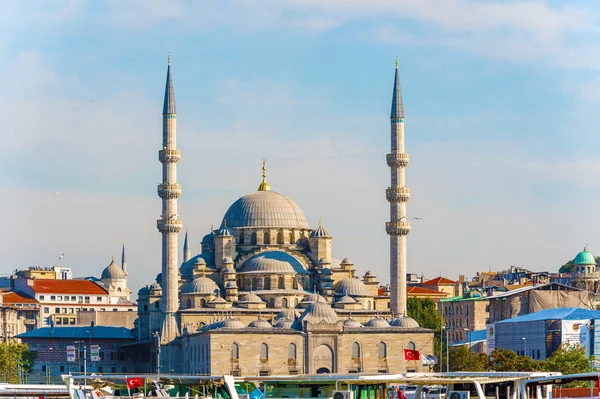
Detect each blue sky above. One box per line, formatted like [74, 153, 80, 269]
[3, 0, 600, 294]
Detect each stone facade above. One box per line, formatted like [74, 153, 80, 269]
[439, 296, 490, 343]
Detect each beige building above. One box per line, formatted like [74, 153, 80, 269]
[439, 294, 490, 343]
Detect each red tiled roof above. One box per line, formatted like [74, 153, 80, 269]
[422, 277, 457, 285]
[407, 286, 447, 296]
[32, 280, 107, 295]
[3, 291, 38, 304]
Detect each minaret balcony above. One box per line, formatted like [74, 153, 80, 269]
[157, 219, 183, 233]
[159, 149, 181, 163]
[157, 183, 182, 199]
[386, 187, 410, 202]
[385, 221, 411, 236]
[386, 153, 409, 168]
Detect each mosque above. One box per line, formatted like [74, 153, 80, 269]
[132, 56, 435, 374]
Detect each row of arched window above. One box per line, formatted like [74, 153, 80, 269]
[351, 341, 416, 358]
[230, 342, 297, 361]
[239, 276, 310, 291]
[238, 231, 306, 245]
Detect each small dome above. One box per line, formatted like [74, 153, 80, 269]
[238, 293, 264, 303]
[330, 258, 342, 269]
[195, 258, 207, 265]
[220, 318, 245, 329]
[225, 281, 238, 289]
[182, 277, 218, 294]
[336, 295, 356, 304]
[240, 251, 309, 274]
[273, 318, 294, 328]
[223, 257, 234, 264]
[310, 223, 331, 238]
[138, 286, 150, 294]
[344, 318, 363, 328]
[341, 258, 353, 265]
[364, 270, 376, 277]
[275, 309, 299, 320]
[365, 317, 390, 328]
[292, 302, 339, 330]
[223, 267, 235, 274]
[321, 268, 332, 275]
[248, 319, 272, 328]
[302, 293, 327, 304]
[335, 278, 369, 296]
[149, 282, 161, 291]
[101, 258, 126, 280]
[216, 226, 233, 237]
[390, 316, 420, 328]
[574, 249, 596, 265]
[221, 190, 310, 229]
[208, 296, 227, 304]
[202, 232, 215, 243]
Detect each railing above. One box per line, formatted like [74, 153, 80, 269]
[386, 187, 410, 202]
[158, 149, 181, 163]
[385, 221, 411, 235]
[157, 219, 183, 233]
[386, 153, 410, 167]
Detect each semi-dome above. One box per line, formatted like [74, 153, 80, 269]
[200, 318, 245, 331]
[248, 318, 272, 328]
[101, 258, 126, 280]
[221, 190, 310, 229]
[273, 317, 294, 328]
[225, 281, 238, 289]
[275, 309, 299, 320]
[182, 277, 218, 294]
[239, 251, 309, 274]
[365, 317, 390, 328]
[302, 293, 327, 304]
[390, 316, 420, 328]
[238, 293, 264, 303]
[364, 270, 376, 277]
[336, 295, 356, 304]
[574, 248, 596, 265]
[335, 278, 369, 296]
[340, 258, 353, 265]
[208, 296, 227, 304]
[292, 302, 340, 330]
[344, 318, 363, 328]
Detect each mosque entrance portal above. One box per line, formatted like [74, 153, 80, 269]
[313, 344, 334, 374]
[316, 367, 330, 374]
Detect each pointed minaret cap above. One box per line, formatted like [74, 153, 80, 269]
[257, 159, 271, 191]
[121, 244, 127, 275]
[390, 56, 404, 120]
[163, 53, 176, 114]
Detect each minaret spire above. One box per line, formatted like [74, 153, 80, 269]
[385, 58, 413, 320]
[183, 230, 191, 263]
[157, 54, 182, 346]
[121, 243, 127, 276]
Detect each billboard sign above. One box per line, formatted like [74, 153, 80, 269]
[66, 345, 76, 362]
[562, 320, 591, 356]
[486, 323, 495, 355]
[90, 345, 101, 362]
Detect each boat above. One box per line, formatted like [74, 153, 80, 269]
[0, 383, 70, 398]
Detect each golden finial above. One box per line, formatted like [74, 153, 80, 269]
[201, 264, 206, 278]
[210, 224, 214, 232]
[112, 253, 114, 261]
[319, 219, 323, 228]
[395, 56, 398, 69]
[223, 219, 227, 229]
[168, 53, 171, 66]
[348, 269, 352, 278]
[257, 159, 271, 191]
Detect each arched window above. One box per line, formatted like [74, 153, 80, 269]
[264, 231, 270, 244]
[277, 232, 284, 244]
[269, 298, 275, 308]
[294, 298, 299, 307]
[288, 232, 294, 244]
[239, 232, 245, 244]
[251, 232, 257, 245]
[278, 276, 285, 289]
[200, 298, 206, 307]
[117, 287, 122, 292]
[231, 343, 239, 359]
[260, 343, 269, 360]
[252, 277, 260, 291]
[264, 278, 271, 290]
[352, 342, 361, 358]
[282, 298, 288, 308]
[186, 299, 192, 308]
[288, 343, 297, 359]
[378, 342, 387, 358]
[292, 277, 298, 289]
[408, 341, 416, 351]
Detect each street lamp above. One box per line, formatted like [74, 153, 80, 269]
[153, 331, 161, 374]
[521, 337, 527, 357]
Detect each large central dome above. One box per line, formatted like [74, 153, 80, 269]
[221, 190, 310, 229]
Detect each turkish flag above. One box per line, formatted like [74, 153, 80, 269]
[404, 349, 420, 361]
[126, 377, 143, 389]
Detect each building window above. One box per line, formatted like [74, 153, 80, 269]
[277, 232, 284, 244]
[278, 276, 284, 289]
[44, 307, 49, 313]
[154, 301, 159, 309]
[288, 343, 296, 359]
[200, 299, 206, 307]
[97, 296, 102, 302]
[239, 231, 245, 244]
[408, 341, 416, 351]
[113, 308, 118, 312]
[42, 365, 47, 373]
[71, 296, 76, 301]
[251, 232, 257, 245]
[51, 296, 56, 301]
[40, 296, 45, 301]
[186, 299, 192, 308]
[85, 297, 90, 304]
[60, 366, 65, 372]
[231, 343, 239, 359]
[98, 366, 103, 373]
[352, 342, 361, 358]
[269, 298, 275, 308]
[264, 231, 270, 244]
[378, 342, 387, 358]
[260, 343, 269, 360]
[143, 305, 149, 311]
[57, 296, 62, 301]
[282, 298, 288, 308]
[288, 232, 293, 244]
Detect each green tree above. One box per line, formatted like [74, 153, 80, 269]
[407, 298, 445, 371]
[448, 345, 488, 371]
[0, 342, 36, 383]
[489, 349, 544, 372]
[560, 256, 600, 273]
[544, 344, 590, 375]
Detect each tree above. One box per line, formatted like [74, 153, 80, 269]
[488, 349, 544, 372]
[0, 342, 36, 383]
[560, 256, 600, 273]
[407, 298, 445, 371]
[544, 343, 589, 375]
[448, 345, 488, 371]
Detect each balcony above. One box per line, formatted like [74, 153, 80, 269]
[572, 272, 600, 280]
[158, 149, 181, 163]
[385, 221, 411, 236]
[157, 219, 183, 233]
[386, 153, 409, 168]
[386, 187, 410, 202]
[157, 184, 182, 199]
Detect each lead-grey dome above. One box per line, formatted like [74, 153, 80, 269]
[365, 317, 390, 328]
[390, 316, 420, 328]
[292, 302, 339, 330]
[102, 258, 126, 280]
[335, 278, 369, 296]
[344, 318, 363, 328]
[239, 251, 309, 274]
[238, 293, 264, 303]
[274, 317, 294, 328]
[302, 293, 327, 304]
[182, 277, 218, 294]
[336, 295, 356, 304]
[275, 309, 299, 320]
[248, 318, 272, 328]
[221, 190, 310, 229]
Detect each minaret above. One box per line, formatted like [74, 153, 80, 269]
[183, 230, 191, 263]
[121, 244, 127, 276]
[385, 58, 411, 316]
[156, 54, 182, 343]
